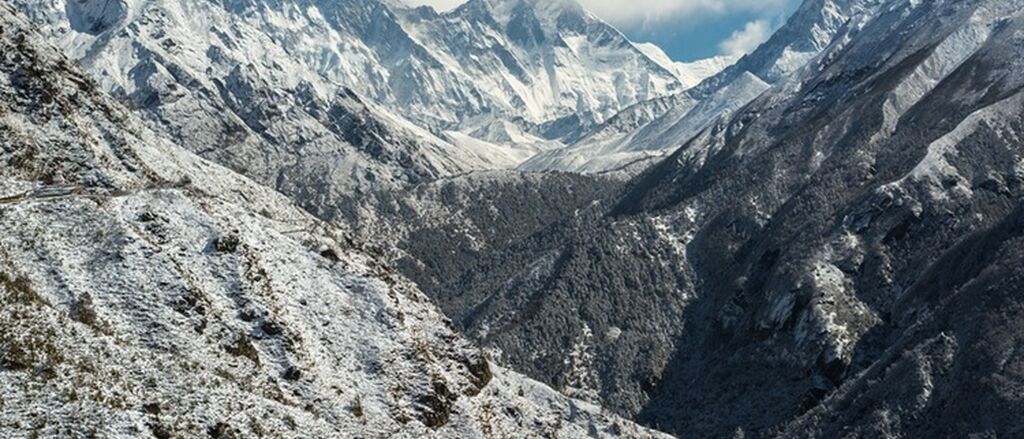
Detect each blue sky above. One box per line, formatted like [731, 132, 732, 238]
[409, 0, 803, 61]
[618, 2, 801, 61]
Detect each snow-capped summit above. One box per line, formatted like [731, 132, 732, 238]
[393, 0, 691, 132]
[522, 0, 884, 172]
[635, 43, 740, 90]
[13, 0, 732, 223]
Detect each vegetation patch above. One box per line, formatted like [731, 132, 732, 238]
[225, 333, 260, 366]
[213, 233, 241, 253]
[0, 271, 50, 307]
[416, 379, 456, 429]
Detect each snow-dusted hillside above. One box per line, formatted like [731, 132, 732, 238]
[16, 0, 546, 222]
[11, 0, 734, 222]
[0, 5, 672, 438]
[373, 0, 1024, 436]
[523, 0, 883, 172]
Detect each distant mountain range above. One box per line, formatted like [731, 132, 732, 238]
[0, 4, 670, 437]
[13, 0, 743, 224]
[5, 0, 1024, 437]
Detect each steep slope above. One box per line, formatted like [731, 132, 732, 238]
[380, 0, 1024, 436]
[16, 0, 539, 224]
[0, 6, 671, 438]
[13, 0, 726, 223]
[395, 0, 686, 133]
[620, 1, 1024, 435]
[634, 43, 739, 90]
[523, 0, 882, 172]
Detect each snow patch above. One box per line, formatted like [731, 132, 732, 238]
[883, 10, 995, 127]
[890, 93, 1024, 200]
[563, 324, 600, 403]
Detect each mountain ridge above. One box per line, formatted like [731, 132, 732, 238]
[0, 4, 672, 437]
[523, 0, 885, 172]
[366, 0, 1024, 437]
[12, 0, 734, 224]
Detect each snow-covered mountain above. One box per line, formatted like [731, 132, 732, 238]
[12, 0, 1023, 436]
[522, 0, 883, 172]
[393, 0, 687, 131]
[634, 44, 739, 90]
[370, 0, 1024, 436]
[0, 5, 672, 437]
[206, 0, 700, 133]
[17, 0, 543, 220]
[12, 0, 732, 223]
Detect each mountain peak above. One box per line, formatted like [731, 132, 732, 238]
[451, 0, 588, 33]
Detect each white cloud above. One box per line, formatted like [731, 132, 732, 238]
[407, 0, 789, 60]
[581, 0, 787, 26]
[408, 0, 789, 26]
[717, 19, 772, 56]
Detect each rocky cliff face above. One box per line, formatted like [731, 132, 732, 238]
[378, 0, 1024, 437]
[521, 0, 886, 172]
[0, 5, 672, 438]
[18, 0, 533, 225]
[7, 0, 1024, 437]
[12, 0, 730, 226]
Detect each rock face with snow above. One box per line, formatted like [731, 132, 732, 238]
[393, 0, 687, 133]
[376, 0, 1024, 437]
[0, 5, 673, 438]
[11, 0, 733, 225]
[8, 0, 1024, 437]
[522, 0, 884, 172]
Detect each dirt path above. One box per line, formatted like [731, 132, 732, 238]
[0, 185, 89, 206]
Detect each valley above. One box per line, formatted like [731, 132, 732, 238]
[3, 0, 1024, 437]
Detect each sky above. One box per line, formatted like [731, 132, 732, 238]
[407, 0, 802, 61]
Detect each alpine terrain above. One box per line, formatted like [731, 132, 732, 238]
[11, 0, 729, 224]
[0, 4, 670, 438]
[4, 0, 1024, 437]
